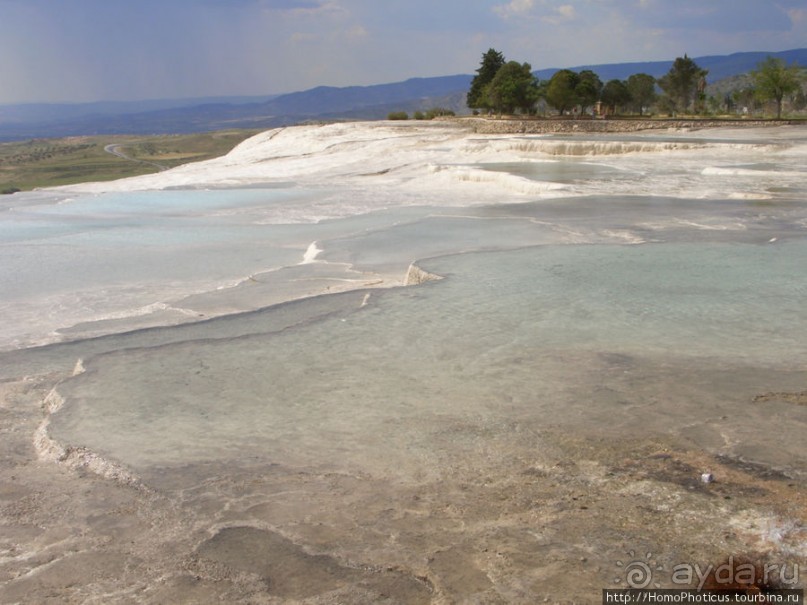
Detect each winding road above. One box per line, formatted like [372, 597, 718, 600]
[104, 144, 169, 171]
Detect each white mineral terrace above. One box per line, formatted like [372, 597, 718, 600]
[0, 120, 805, 604]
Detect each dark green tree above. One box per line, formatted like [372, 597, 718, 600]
[600, 79, 631, 114]
[545, 69, 580, 114]
[576, 70, 603, 113]
[626, 73, 657, 115]
[467, 48, 506, 111]
[485, 61, 540, 115]
[657, 55, 708, 113]
[751, 56, 804, 119]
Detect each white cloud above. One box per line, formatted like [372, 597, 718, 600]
[344, 24, 368, 39]
[542, 4, 576, 25]
[261, 0, 347, 18]
[493, 0, 536, 19]
[786, 7, 807, 24]
[494, 0, 578, 24]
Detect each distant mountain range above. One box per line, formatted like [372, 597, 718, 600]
[1, 49, 804, 141]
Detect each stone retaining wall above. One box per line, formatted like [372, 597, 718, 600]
[464, 117, 802, 134]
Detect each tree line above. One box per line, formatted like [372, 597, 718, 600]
[468, 48, 806, 119]
[387, 107, 456, 121]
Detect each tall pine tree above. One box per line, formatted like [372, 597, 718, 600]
[467, 49, 506, 111]
[658, 55, 708, 113]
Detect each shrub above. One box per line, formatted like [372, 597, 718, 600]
[387, 111, 409, 120]
[425, 108, 456, 119]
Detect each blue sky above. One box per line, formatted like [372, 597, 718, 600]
[0, 0, 805, 104]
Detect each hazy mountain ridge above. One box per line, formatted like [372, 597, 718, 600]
[1, 49, 804, 141]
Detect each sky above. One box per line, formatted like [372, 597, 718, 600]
[0, 0, 805, 104]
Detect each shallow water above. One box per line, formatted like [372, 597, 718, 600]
[50, 239, 807, 475]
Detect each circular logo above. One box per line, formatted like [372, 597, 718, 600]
[625, 560, 653, 588]
[614, 551, 663, 589]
